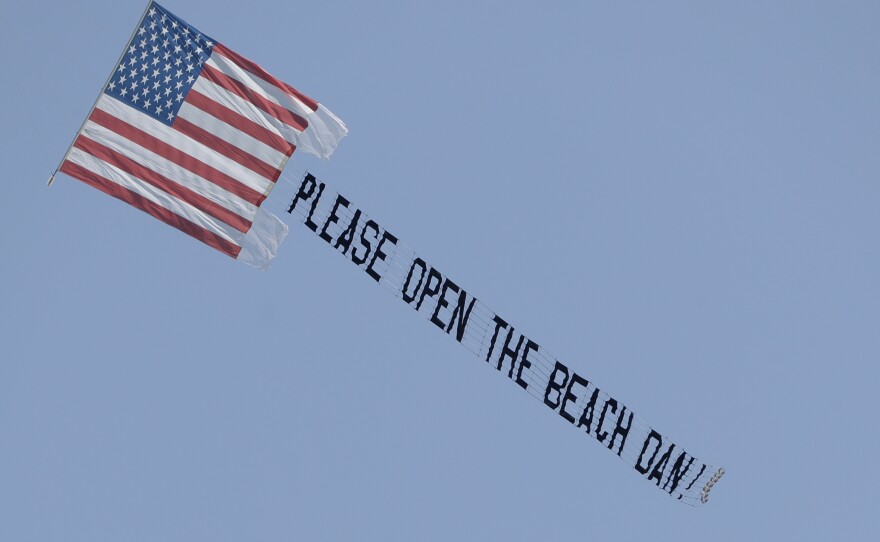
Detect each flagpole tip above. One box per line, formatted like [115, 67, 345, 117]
[47, 173, 56, 187]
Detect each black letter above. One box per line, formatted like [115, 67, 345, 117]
[334, 209, 362, 255]
[607, 406, 634, 456]
[648, 445, 675, 487]
[635, 429, 664, 475]
[543, 360, 570, 409]
[352, 220, 379, 266]
[446, 290, 477, 343]
[576, 388, 600, 433]
[515, 339, 537, 390]
[495, 330, 524, 377]
[305, 181, 326, 232]
[366, 230, 398, 283]
[430, 278, 460, 330]
[560, 372, 589, 424]
[287, 173, 316, 215]
[595, 398, 618, 443]
[663, 452, 695, 494]
[415, 267, 443, 310]
[401, 258, 427, 304]
[485, 315, 508, 363]
[319, 194, 350, 244]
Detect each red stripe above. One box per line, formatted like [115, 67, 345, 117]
[213, 43, 319, 112]
[186, 89, 295, 157]
[201, 63, 309, 132]
[59, 160, 241, 258]
[88, 107, 267, 207]
[173, 115, 282, 182]
[73, 135, 253, 234]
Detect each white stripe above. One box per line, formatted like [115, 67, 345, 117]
[79, 119, 258, 222]
[95, 94, 274, 195]
[192, 77, 302, 148]
[66, 146, 246, 247]
[208, 52, 314, 123]
[208, 52, 348, 159]
[177, 101, 287, 169]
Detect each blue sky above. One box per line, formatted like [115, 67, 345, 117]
[1, 1, 878, 540]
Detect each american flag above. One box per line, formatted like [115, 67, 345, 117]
[58, 1, 347, 267]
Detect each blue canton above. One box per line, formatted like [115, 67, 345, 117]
[104, 2, 215, 126]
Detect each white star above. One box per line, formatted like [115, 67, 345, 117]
[148, 7, 156, 17]
[195, 46, 203, 55]
[161, 27, 169, 37]
[151, 45, 159, 55]
[205, 40, 214, 48]
[186, 75, 194, 84]
[174, 81, 183, 90]
[155, 104, 163, 114]
[141, 74, 149, 85]
[144, 98, 151, 108]
[167, 112, 174, 121]
[129, 68, 137, 78]
[175, 69, 183, 79]
[139, 38, 147, 48]
[174, 57, 182, 67]
[142, 88, 149, 97]
[185, 63, 194, 73]
[163, 75, 171, 84]
[176, 93, 183, 102]
[163, 51, 171, 61]
[131, 80, 139, 89]
[150, 33, 158, 42]
[140, 50, 148, 60]
[149, 20, 156, 31]
[128, 57, 137, 67]
[131, 94, 139, 103]
[119, 74, 127, 84]
[152, 81, 161, 90]
[173, 44, 182, 54]
[171, 20, 178, 29]
[120, 87, 128, 97]
[152, 68, 160, 78]
[165, 99, 172, 108]
[128, 45, 136, 55]
[108, 81, 116, 91]
[138, 26, 146, 36]
[164, 63, 172, 73]
[117, 63, 126, 73]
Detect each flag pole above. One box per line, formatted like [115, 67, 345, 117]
[48, 0, 155, 187]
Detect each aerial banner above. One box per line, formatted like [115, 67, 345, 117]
[287, 172, 725, 505]
[54, 1, 724, 505]
[53, 1, 347, 268]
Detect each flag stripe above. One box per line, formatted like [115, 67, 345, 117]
[177, 101, 291, 165]
[192, 78, 304, 149]
[73, 134, 253, 233]
[95, 95, 274, 198]
[65, 146, 246, 249]
[201, 63, 309, 132]
[183, 89, 294, 156]
[173, 114, 282, 182]
[59, 159, 242, 258]
[213, 42, 318, 112]
[90, 101, 268, 206]
[209, 52, 316, 124]
[79, 119, 258, 224]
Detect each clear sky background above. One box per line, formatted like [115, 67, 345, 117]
[2, 1, 878, 540]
